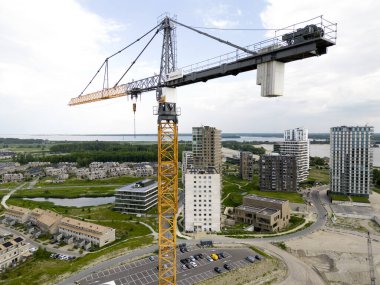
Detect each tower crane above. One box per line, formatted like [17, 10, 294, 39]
[69, 15, 336, 285]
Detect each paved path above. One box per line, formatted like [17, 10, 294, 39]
[261, 243, 326, 285]
[1, 182, 27, 209]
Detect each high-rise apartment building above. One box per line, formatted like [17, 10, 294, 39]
[330, 126, 373, 197]
[277, 127, 309, 182]
[240, 151, 254, 180]
[181, 151, 193, 184]
[259, 153, 298, 192]
[192, 126, 222, 173]
[184, 168, 221, 232]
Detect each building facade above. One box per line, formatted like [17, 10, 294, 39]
[114, 179, 158, 214]
[277, 127, 310, 182]
[259, 153, 298, 192]
[234, 195, 290, 232]
[4, 206, 31, 224]
[240, 151, 254, 180]
[330, 126, 374, 197]
[192, 126, 222, 173]
[184, 168, 221, 232]
[58, 217, 115, 247]
[181, 151, 193, 184]
[0, 237, 30, 270]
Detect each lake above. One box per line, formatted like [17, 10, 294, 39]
[23, 196, 115, 207]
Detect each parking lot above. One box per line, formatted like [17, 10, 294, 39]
[78, 246, 261, 285]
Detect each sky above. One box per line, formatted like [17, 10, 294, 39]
[0, 0, 379, 135]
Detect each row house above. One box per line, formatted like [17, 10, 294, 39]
[0, 237, 30, 270]
[4, 206, 31, 224]
[2, 173, 24, 183]
[58, 217, 115, 247]
[29, 208, 63, 234]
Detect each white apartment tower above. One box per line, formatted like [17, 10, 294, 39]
[278, 127, 310, 182]
[184, 168, 221, 232]
[330, 126, 373, 196]
[192, 126, 222, 173]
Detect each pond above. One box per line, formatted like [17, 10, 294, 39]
[23, 196, 115, 207]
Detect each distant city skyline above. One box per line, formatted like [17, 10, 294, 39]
[1, 0, 379, 134]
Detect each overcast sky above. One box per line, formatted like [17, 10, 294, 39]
[0, 0, 379, 135]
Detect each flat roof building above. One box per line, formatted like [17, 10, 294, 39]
[276, 127, 310, 182]
[330, 126, 374, 197]
[259, 153, 298, 192]
[114, 179, 158, 214]
[192, 126, 222, 173]
[240, 151, 254, 180]
[235, 195, 290, 232]
[184, 168, 221, 233]
[58, 217, 115, 247]
[0, 237, 30, 270]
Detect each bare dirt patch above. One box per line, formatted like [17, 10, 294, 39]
[285, 230, 380, 285]
[195, 258, 286, 285]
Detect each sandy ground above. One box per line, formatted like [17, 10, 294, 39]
[195, 257, 287, 285]
[285, 230, 380, 285]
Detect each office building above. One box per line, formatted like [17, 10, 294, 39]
[184, 168, 221, 232]
[276, 127, 310, 182]
[330, 126, 373, 197]
[240, 151, 254, 180]
[259, 153, 298, 192]
[58, 218, 115, 247]
[192, 126, 222, 173]
[114, 179, 158, 214]
[234, 195, 290, 232]
[181, 151, 193, 184]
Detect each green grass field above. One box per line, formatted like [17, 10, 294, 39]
[308, 167, 330, 184]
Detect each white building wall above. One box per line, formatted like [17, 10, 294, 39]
[280, 127, 310, 182]
[184, 171, 220, 233]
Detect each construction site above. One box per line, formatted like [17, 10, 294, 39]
[68, 14, 337, 285]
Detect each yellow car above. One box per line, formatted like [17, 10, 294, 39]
[211, 254, 219, 260]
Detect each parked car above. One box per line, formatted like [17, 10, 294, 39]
[217, 253, 223, 259]
[246, 256, 255, 263]
[190, 261, 197, 267]
[255, 254, 262, 261]
[180, 259, 187, 264]
[180, 247, 186, 253]
[189, 256, 195, 262]
[223, 263, 231, 270]
[194, 255, 200, 260]
[211, 253, 219, 260]
[198, 253, 204, 259]
[206, 256, 213, 262]
[181, 264, 187, 270]
[220, 252, 227, 258]
[185, 263, 192, 269]
[214, 267, 222, 273]
[29, 247, 37, 253]
[149, 256, 155, 261]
